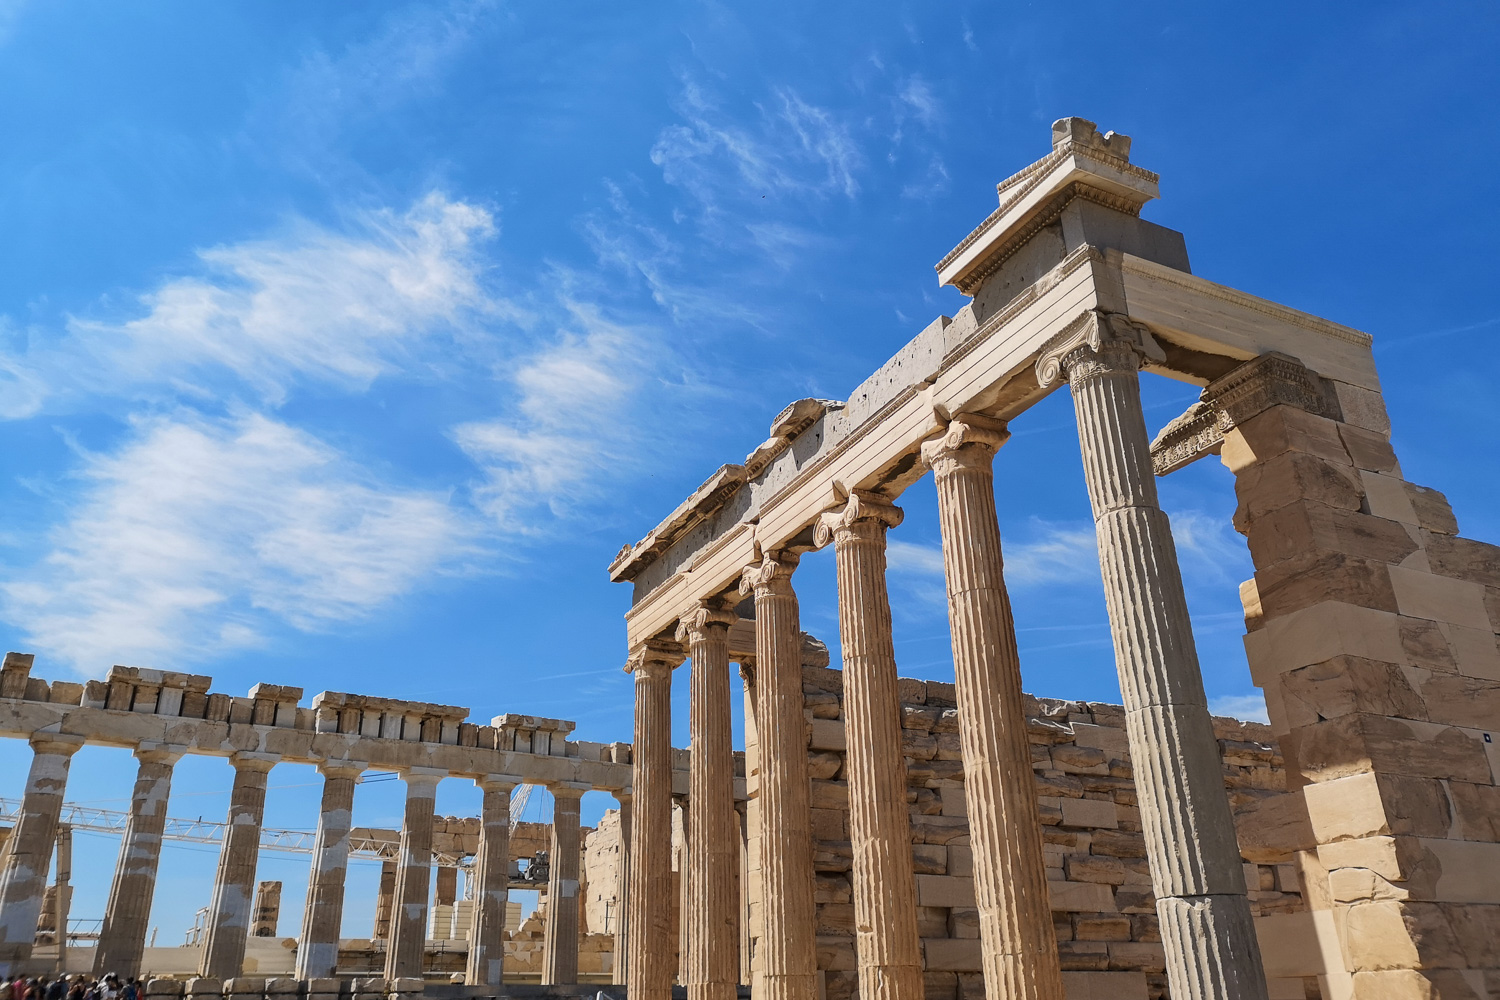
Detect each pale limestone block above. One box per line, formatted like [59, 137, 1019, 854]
[1329, 380, 1392, 436]
[1046, 880, 1116, 913]
[1265, 978, 1307, 1000]
[922, 938, 982, 972]
[1359, 472, 1419, 526]
[808, 718, 846, 751]
[1060, 797, 1117, 829]
[1387, 566, 1490, 630]
[1253, 911, 1345, 979]
[915, 874, 976, 908]
[1069, 724, 1130, 755]
[1425, 839, 1500, 903]
[939, 781, 967, 817]
[947, 845, 973, 879]
[1059, 971, 1147, 1000]
[1302, 772, 1395, 843]
[1243, 602, 1402, 682]
[1445, 625, 1500, 681]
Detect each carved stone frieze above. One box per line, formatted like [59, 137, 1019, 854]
[1149, 351, 1338, 475]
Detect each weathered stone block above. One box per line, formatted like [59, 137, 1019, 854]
[810, 779, 849, 810]
[1449, 782, 1500, 843]
[816, 902, 854, 935]
[897, 677, 927, 704]
[1060, 970, 1148, 1000]
[1295, 714, 1492, 785]
[1388, 566, 1491, 630]
[1408, 486, 1459, 536]
[1254, 551, 1399, 620]
[1221, 406, 1351, 474]
[1338, 424, 1399, 475]
[1061, 797, 1118, 829]
[922, 972, 958, 1000]
[1281, 655, 1429, 726]
[1248, 503, 1419, 572]
[924, 937, 982, 972]
[1446, 626, 1500, 681]
[926, 681, 958, 707]
[1074, 914, 1131, 941]
[947, 844, 973, 878]
[814, 935, 856, 971]
[1048, 879, 1116, 913]
[911, 843, 947, 874]
[1106, 941, 1165, 972]
[915, 874, 975, 908]
[145, 981, 184, 998]
[1058, 940, 1110, 971]
[947, 906, 980, 939]
[915, 905, 950, 937]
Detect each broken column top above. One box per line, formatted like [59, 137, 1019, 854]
[935, 116, 1161, 294]
[109, 664, 212, 692]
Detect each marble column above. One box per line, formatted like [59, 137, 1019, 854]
[815, 495, 924, 1000]
[384, 768, 444, 981]
[51, 825, 71, 975]
[294, 761, 365, 980]
[626, 641, 680, 1000]
[678, 602, 739, 1000]
[923, 414, 1066, 1000]
[739, 552, 817, 1000]
[199, 752, 278, 979]
[542, 782, 588, 985]
[0, 735, 83, 975]
[466, 774, 518, 987]
[94, 744, 184, 978]
[1042, 317, 1268, 1000]
[675, 796, 690, 984]
[611, 790, 631, 986]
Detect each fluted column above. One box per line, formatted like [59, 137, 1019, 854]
[0, 735, 83, 975]
[199, 752, 277, 979]
[678, 602, 740, 1000]
[815, 495, 923, 1000]
[542, 781, 587, 984]
[612, 790, 632, 986]
[627, 641, 681, 1000]
[294, 760, 365, 980]
[467, 774, 518, 987]
[1041, 314, 1268, 1000]
[383, 767, 444, 981]
[923, 414, 1066, 1000]
[739, 552, 817, 1000]
[94, 744, 184, 978]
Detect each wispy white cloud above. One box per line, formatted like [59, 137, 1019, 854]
[453, 299, 653, 527]
[3, 412, 474, 673]
[896, 76, 941, 131]
[1208, 693, 1270, 724]
[889, 520, 1100, 588]
[650, 81, 862, 213]
[3, 193, 505, 416]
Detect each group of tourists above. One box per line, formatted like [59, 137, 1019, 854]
[1, 974, 142, 1000]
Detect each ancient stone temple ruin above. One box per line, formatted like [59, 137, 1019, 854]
[609, 119, 1500, 1000]
[0, 119, 1493, 1000]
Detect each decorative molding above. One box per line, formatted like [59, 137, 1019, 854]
[624, 638, 684, 677]
[738, 552, 799, 600]
[743, 398, 846, 480]
[1035, 310, 1166, 388]
[1116, 253, 1373, 348]
[812, 492, 904, 550]
[919, 412, 1011, 472]
[610, 463, 747, 582]
[1149, 352, 1337, 476]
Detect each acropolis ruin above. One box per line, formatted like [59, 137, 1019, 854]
[0, 119, 1494, 1000]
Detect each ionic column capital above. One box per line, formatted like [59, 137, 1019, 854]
[626, 638, 684, 680]
[813, 491, 903, 549]
[920, 412, 1010, 473]
[738, 550, 800, 600]
[228, 751, 279, 774]
[1036, 309, 1166, 388]
[675, 601, 738, 645]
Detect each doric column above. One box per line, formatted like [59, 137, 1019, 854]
[467, 774, 518, 988]
[0, 735, 83, 975]
[611, 789, 631, 986]
[1039, 313, 1268, 1000]
[542, 781, 588, 984]
[678, 602, 739, 1000]
[94, 744, 184, 978]
[51, 825, 71, 975]
[738, 552, 817, 1000]
[199, 752, 277, 979]
[814, 494, 924, 1000]
[626, 640, 681, 1000]
[922, 414, 1066, 1000]
[383, 767, 444, 981]
[294, 760, 365, 980]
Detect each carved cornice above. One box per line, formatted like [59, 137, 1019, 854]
[1035, 310, 1166, 388]
[674, 601, 738, 646]
[1149, 352, 1338, 475]
[610, 463, 747, 582]
[743, 398, 846, 480]
[813, 492, 904, 549]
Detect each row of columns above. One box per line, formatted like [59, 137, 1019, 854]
[628, 320, 1266, 1000]
[0, 744, 604, 988]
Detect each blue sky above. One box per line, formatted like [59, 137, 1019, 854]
[0, 0, 1495, 945]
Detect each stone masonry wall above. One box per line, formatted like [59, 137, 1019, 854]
[763, 667, 1306, 1000]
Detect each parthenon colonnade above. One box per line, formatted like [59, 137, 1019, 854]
[613, 116, 1500, 1000]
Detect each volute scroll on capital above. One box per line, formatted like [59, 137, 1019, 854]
[1035, 309, 1166, 388]
[813, 491, 904, 549]
[674, 600, 738, 645]
[919, 411, 1011, 472]
[624, 638, 684, 679]
[738, 550, 800, 600]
